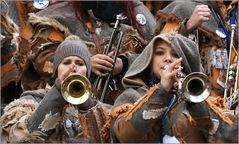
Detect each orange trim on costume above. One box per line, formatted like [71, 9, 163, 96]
[101, 103, 133, 140]
[15, 1, 33, 40]
[206, 99, 233, 125]
[48, 30, 65, 42]
[125, 85, 159, 121]
[160, 22, 180, 34]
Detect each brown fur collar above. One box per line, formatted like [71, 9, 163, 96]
[155, 11, 181, 23]
[27, 13, 72, 42]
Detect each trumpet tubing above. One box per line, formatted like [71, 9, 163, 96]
[223, 24, 238, 109]
[93, 14, 126, 102]
[224, 24, 236, 101]
[61, 74, 92, 105]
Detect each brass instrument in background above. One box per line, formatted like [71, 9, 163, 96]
[224, 24, 236, 98]
[93, 13, 126, 102]
[224, 24, 239, 109]
[177, 72, 211, 103]
[61, 74, 92, 105]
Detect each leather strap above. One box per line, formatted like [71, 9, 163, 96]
[79, 9, 102, 54]
[161, 101, 186, 135]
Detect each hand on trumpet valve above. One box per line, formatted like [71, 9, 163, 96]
[175, 71, 185, 79]
[91, 53, 114, 77]
[160, 58, 183, 91]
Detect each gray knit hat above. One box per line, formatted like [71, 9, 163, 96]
[53, 36, 91, 78]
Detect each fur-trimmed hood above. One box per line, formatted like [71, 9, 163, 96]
[122, 32, 202, 89]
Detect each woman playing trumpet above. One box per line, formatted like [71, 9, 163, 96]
[1, 35, 112, 143]
[107, 32, 233, 143]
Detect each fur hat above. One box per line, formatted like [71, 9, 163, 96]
[53, 35, 91, 78]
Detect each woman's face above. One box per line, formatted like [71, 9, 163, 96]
[57, 56, 87, 82]
[151, 40, 180, 80]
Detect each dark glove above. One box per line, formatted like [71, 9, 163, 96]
[77, 98, 97, 111]
[28, 86, 67, 132]
[186, 101, 210, 118]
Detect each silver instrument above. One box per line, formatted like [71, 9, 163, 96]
[224, 24, 239, 109]
[224, 24, 236, 99]
[177, 72, 211, 103]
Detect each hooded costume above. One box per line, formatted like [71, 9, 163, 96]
[154, 0, 239, 100]
[1, 36, 112, 143]
[106, 33, 220, 143]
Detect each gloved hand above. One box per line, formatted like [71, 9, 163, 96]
[28, 84, 67, 132]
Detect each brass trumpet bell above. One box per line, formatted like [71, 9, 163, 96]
[61, 74, 92, 105]
[182, 72, 211, 103]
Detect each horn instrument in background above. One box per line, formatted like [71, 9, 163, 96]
[224, 24, 238, 108]
[100, 31, 124, 102]
[61, 74, 92, 105]
[93, 14, 126, 101]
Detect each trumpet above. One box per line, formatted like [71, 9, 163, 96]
[93, 13, 126, 101]
[224, 24, 239, 109]
[177, 72, 211, 103]
[224, 24, 237, 101]
[61, 74, 92, 105]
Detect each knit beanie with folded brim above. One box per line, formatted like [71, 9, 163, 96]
[53, 35, 91, 78]
[123, 32, 202, 89]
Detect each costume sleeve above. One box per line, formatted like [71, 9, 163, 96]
[27, 86, 67, 133]
[77, 101, 112, 143]
[112, 85, 174, 142]
[1, 86, 67, 142]
[117, 52, 139, 78]
[187, 101, 213, 129]
[1, 93, 39, 142]
[178, 18, 196, 38]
